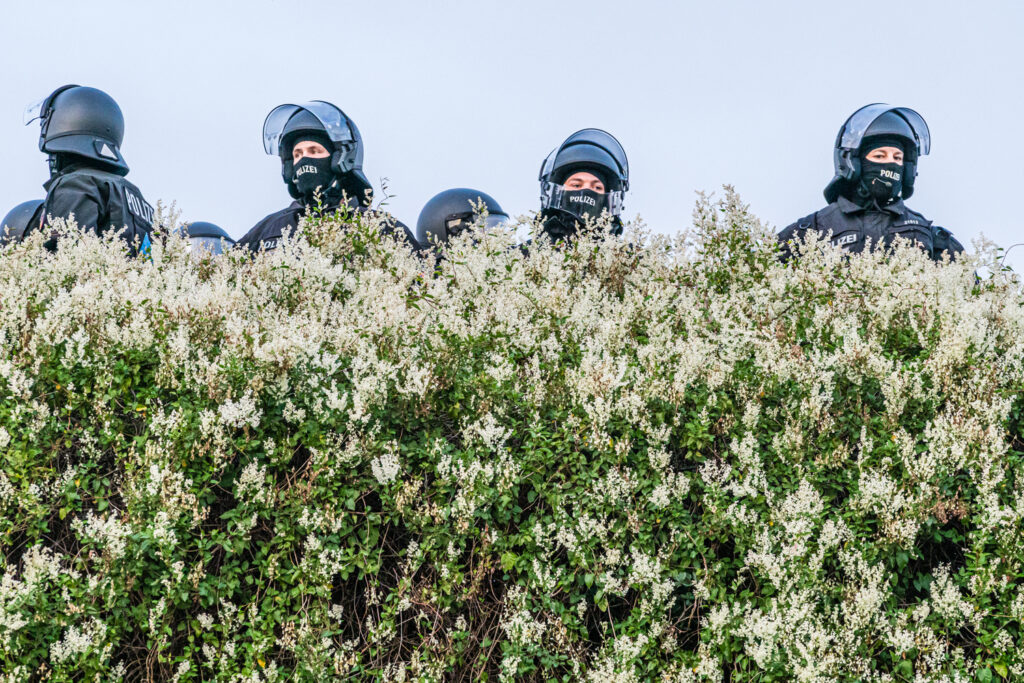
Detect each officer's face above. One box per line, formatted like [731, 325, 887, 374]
[863, 146, 904, 166]
[292, 140, 331, 163]
[563, 172, 606, 194]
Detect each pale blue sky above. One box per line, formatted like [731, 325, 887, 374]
[2, 0, 1022, 268]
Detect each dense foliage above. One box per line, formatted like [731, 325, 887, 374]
[0, 192, 1022, 682]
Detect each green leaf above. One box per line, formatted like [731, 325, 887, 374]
[500, 552, 518, 572]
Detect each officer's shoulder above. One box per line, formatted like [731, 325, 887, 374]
[355, 206, 418, 245]
[778, 206, 826, 238]
[47, 167, 101, 191]
[898, 204, 933, 225]
[58, 166, 124, 185]
[237, 204, 301, 246]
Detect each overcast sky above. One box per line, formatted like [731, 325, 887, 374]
[2, 0, 1022, 268]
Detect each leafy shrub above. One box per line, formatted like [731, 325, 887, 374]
[0, 191, 1021, 682]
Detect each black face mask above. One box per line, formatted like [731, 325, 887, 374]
[556, 189, 608, 222]
[857, 160, 904, 205]
[292, 156, 335, 199]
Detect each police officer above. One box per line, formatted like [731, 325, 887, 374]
[0, 199, 44, 246]
[236, 101, 416, 252]
[416, 188, 509, 249]
[537, 128, 629, 242]
[180, 221, 235, 256]
[778, 104, 963, 261]
[23, 85, 155, 253]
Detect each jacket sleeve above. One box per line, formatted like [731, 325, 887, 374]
[391, 218, 421, 252]
[235, 218, 272, 253]
[368, 210, 420, 251]
[43, 174, 104, 236]
[776, 221, 803, 262]
[932, 226, 965, 260]
[776, 211, 820, 262]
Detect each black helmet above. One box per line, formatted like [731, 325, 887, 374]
[24, 85, 128, 173]
[539, 128, 629, 220]
[262, 101, 371, 203]
[416, 188, 509, 246]
[825, 104, 930, 203]
[1, 199, 44, 245]
[180, 221, 234, 256]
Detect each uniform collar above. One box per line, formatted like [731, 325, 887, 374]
[43, 160, 123, 190]
[43, 161, 92, 190]
[836, 195, 905, 217]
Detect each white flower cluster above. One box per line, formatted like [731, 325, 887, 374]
[71, 512, 131, 561]
[49, 617, 107, 664]
[235, 460, 271, 506]
[219, 391, 260, 430]
[371, 449, 401, 486]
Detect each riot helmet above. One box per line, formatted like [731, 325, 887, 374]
[24, 85, 128, 174]
[416, 188, 509, 246]
[1, 199, 44, 245]
[539, 128, 629, 232]
[825, 104, 930, 203]
[262, 101, 372, 203]
[180, 221, 234, 256]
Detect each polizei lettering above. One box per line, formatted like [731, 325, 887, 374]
[879, 168, 901, 181]
[125, 189, 154, 224]
[568, 194, 597, 207]
[295, 164, 318, 176]
[832, 233, 859, 247]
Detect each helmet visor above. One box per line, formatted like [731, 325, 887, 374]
[23, 85, 79, 126]
[445, 211, 510, 236]
[263, 101, 356, 155]
[840, 104, 931, 155]
[189, 236, 228, 255]
[560, 128, 629, 181]
[23, 96, 47, 125]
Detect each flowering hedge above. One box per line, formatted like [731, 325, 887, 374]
[0, 191, 1022, 682]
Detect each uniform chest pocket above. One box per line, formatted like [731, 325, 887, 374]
[887, 220, 933, 252]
